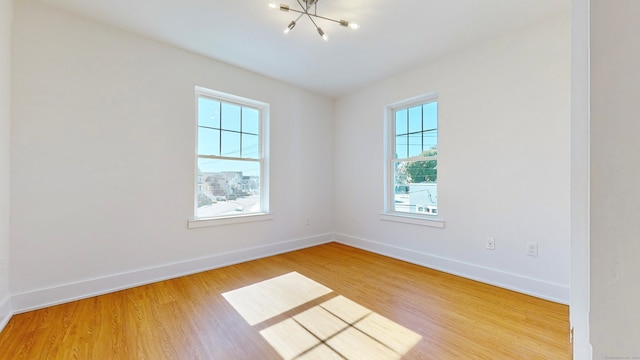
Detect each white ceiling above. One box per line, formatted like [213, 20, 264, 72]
[37, 0, 570, 97]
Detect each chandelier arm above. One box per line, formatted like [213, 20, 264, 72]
[293, 12, 305, 22]
[307, 13, 341, 24]
[296, 0, 310, 12]
[286, 8, 307, 15]
[293, 0, 321, 30]
[305, 11, 321, 30]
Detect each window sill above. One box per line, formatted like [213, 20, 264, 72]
[188, 213, 273, 229]
[379, 213, 445, 228]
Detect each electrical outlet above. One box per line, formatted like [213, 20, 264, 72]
[527, 242, 538, 257]
[306, 217, 310, 226]
[485, 237, 495, 250]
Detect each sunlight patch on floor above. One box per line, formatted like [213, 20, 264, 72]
[222, 271, 332, 326]
[223, 272, 422, 359]
[260, 318, 322, 359]
[293, 305, 350, 340]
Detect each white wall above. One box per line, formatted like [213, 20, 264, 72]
[0, 0, 12, 325]
[10, 0, 334, 311]
[590, 1, 640, 357]
[334, 13, 571, 303]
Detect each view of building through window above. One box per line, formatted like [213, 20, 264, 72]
[390, 98, 438, 216]
[195, 88, 268, 218]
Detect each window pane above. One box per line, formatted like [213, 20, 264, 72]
[408, 133, 422, 158]
[221, 130, 241, 157]
[395, 135, 408, 159]
[197, 158, 261, 218]
[198, 97, 220, 128]
[423, 130, 437, 150]
[395, 109, 407, 135]
[408, 105, 422, 133]
[242, 107, 260, 134]
[393, 159, 437, 215]
[221, 103, 241, 132]
[242, 133, 259, 159]
[197, 127, 220, 156]
[423, 102, 437, 131]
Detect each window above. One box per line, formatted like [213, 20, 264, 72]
[194, 87, 269, 221]
[385, 94, 438, 218]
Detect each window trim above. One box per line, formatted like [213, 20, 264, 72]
[379, 213, 444, 228]
[191, 86, 270, 226]
[383, 92, 443, 227]
[188, 213, 273, 229]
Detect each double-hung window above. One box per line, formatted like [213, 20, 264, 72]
[193, 86, 269, 221]
[385, 94, 439, 219]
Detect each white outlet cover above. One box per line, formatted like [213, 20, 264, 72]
[486, 238, 495, 250]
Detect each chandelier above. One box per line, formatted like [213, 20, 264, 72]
[268, 0, 359, 41]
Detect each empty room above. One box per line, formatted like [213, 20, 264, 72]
[0, 0, 638, 359]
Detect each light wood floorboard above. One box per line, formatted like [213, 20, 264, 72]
[0, 242, 571, 359]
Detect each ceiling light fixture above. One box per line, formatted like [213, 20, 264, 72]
[268, 0, 359, 41]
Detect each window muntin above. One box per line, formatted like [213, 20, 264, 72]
[387, 95, 438, 217]
[195, 87, 269, 219]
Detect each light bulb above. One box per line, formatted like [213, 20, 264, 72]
[284, 20, 296, 34]
[268, 3, 277, 9]
[317, 27, 328, 41]
[340, 20, 359, 30]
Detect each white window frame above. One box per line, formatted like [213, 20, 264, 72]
[382, 93, 444, 228]
[188, 86, 271, 228]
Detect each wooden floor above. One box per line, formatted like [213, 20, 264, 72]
[0, 243, 571, 359]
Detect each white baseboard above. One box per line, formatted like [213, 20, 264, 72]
[334, 233, 570, 304]
[0, 295, 11, 333]
[11, 233, 334, 314]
